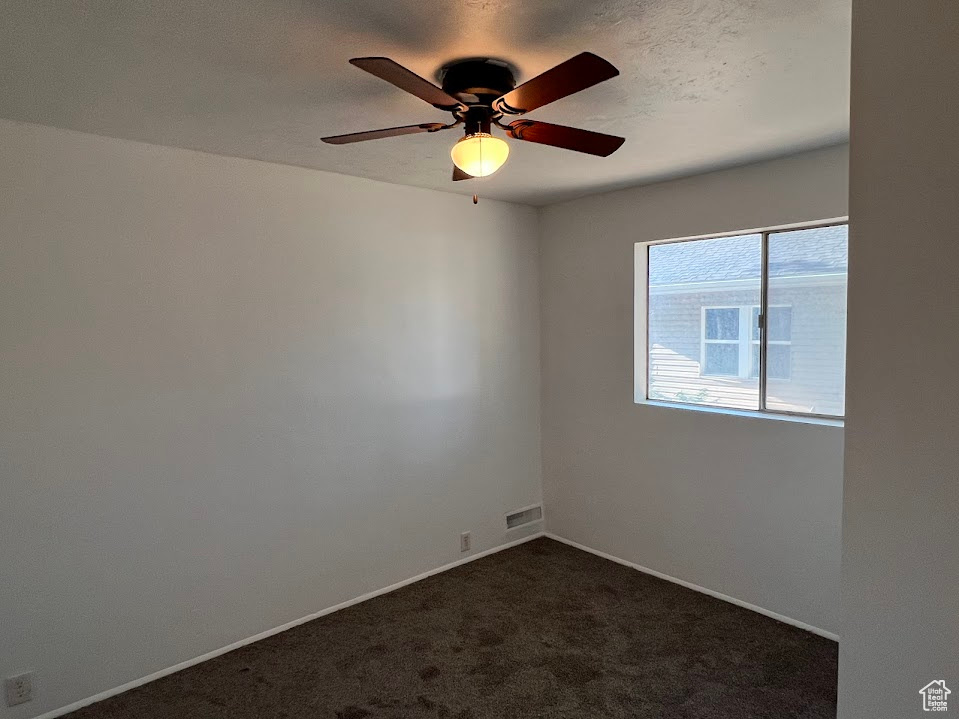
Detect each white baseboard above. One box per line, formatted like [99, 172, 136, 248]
[32, 529, 832, 719]
[544, 532, 838, 642]
[33, 532, 545, 719]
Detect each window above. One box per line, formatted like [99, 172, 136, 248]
[643, 223, 847, 418]
[700, 305, 792, 380]
[702, 307, 742, 376]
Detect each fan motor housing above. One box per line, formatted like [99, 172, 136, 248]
[438, 59, 517, 104]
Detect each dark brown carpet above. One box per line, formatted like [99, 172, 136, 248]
[66, 538, 837, 719]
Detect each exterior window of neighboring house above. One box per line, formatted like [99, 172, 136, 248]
[701, 307, 742, 376]
[701, 306, 792, 380]
[642, 222, 847, 418]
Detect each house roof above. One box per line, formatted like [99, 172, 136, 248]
[649, 226, 847, 286]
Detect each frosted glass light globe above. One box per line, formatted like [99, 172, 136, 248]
[450, 133, 510, 177]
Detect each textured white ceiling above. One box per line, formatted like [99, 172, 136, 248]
[0, 0, 850, 205]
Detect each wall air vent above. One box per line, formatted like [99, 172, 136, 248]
[506, 504, 543, 530]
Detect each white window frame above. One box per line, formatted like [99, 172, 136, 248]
[700, 306, 751, 378]
[699, 305, 792, 380]
[637, 218, 848, 422]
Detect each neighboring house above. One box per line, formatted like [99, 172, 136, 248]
[648, 228, 847, 415]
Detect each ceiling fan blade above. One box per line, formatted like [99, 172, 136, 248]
[452, 165, 474, 181]
[507, 120, 625, 156]
[494, 52, 619, 115]
[350, 57, 465, 111]
[321, 123, 449, 145]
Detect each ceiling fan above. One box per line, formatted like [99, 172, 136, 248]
[321, 53, 625, 181]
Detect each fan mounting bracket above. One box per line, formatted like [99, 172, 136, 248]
[437, 58, 518, 105]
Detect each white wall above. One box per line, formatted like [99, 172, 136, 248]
[539, 145, 849, 634]
[839, 1, 959, 716]
[0, 120, 542, 719]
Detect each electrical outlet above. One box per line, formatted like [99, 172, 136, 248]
[5, 672, 34, 707]
[460, 531, 471, 553]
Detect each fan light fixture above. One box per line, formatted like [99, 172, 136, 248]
[450, 133, 510, 178]
[322, 54, 626, 183]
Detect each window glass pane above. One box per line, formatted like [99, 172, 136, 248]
[750, 343, 791, 380]
[705, 308, 739, 340]
[766, 225, 847, 416]
[648, 234, 761, 410]
[704, 344, 739, 376]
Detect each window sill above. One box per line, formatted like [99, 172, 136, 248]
[639, 399, 844, 427]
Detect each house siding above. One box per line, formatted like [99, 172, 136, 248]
[648, 283, 846, 415]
